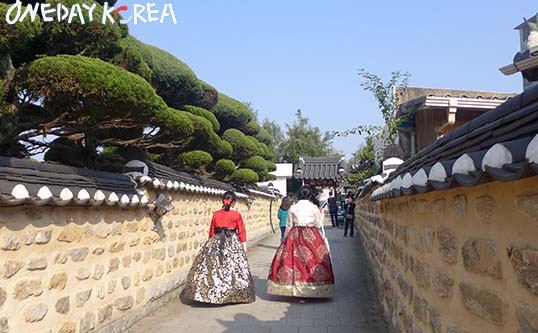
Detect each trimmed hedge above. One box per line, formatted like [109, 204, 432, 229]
[222, 128, 258, 160]
[266, 160, 277, 172]
[184, 112, 214, 141]
[240, 156, 267, 173]
[208, 134, 233, 159]
[241, 120, 261, 136]
[211, 93, 254, 132]
[183, 105, 220, 132]
[214, 159, 236, 177]
[25, 55, 168, 122]
[144, 44, 204, 109]
[177, 150, 213, 170]
[154, 108, 195, 138]
[255, 127, 272, 146]
[194, 80, 218, 110]
[0, 3, 42, 61]
[109, 37, 152, 82]
[230, 168, 259, 185]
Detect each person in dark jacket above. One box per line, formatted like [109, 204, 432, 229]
[343, 197, 356, 237]
[327, 193, 338, 227]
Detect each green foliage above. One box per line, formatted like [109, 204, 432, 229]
[280, 110, 335, 164]
[177, 150, 213, 172]
[255, 126, 272, 146]
[144, 44, 203, 109]
[347, 136, 378, 184]
[240, 156, 267, 173]
[211, 93, 254, 132]
[0, 3, 42, 60]
[207, 134, 232, 159]
[230, 168, 259, 185]
[25, 55, 167, 122]
[222, 128, 258, 161]
[214, 159, 236, 178]
[108, 36, 152, 82]
[195, 80, 218, 110]
[184, 112, 214, 141]
[332, 69, 411, 144]
[266, 160, 277, 172]
[242, 120, 261, 136]
[183, 105, 220, 132]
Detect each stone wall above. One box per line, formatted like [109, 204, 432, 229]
[0, 189, 275, 333]
[356, 176, 538, 333]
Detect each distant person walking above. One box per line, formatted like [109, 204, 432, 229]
[343, 197, 356, 237]
[278, 197, 291, 242]
[327, 193, 338, 227]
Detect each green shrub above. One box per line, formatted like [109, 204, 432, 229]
[144, 44, 204, 109]
[183, 105, 220, 132]
[109, 37, 152, 82]
[208, 134, 232, 159]
[211, 93, 254, 132]
[184, 112, 214, 141]
[0, 3, 42, 62]
[240, 156, 267, 173]
[25, 55, 168, 123]
[230, 168, 259, 185]
[214, 159, 236, 177]
[222, 129, 258, 160]
[154, 108, 195, 138]
[177, 150, 213, 170]
[266, 160, 277, 172]
[194, 80, 218, 110]
[241, 120, 261, 136]
[255, 127, 272, 145]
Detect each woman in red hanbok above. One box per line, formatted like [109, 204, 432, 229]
[267, 186, 334, 298]
[183, 191, 255, 304]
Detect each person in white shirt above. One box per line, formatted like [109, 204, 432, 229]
[267, 186, 335, 298]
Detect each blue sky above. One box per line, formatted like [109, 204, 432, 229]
[119, 0, 536, 157]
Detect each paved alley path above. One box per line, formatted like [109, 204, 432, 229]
[127, 228, 388, 333]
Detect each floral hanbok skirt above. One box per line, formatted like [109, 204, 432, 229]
[183, 228, 255, 304]
[267, 226, 334, 298]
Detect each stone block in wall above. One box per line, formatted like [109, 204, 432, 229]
[0, 288, 5, 308]
[451, 195, 467, 217]
[412, 296, 429, 325]
[57, 226, 84, 243]
[56, 296, 70, 314]
[92, 265, 104, 281]
[517, 304, 538, 333]
[98, 304, 113, 324]
[58, 321, 77, 333]
[429, 307, 442, 333]
[445, 326, 469, 333]
[508, 246, 538, 296]
[22, 303, 48, 322]
[75, 290, 92, 308]
[80, 312, 96, 333]
[70, 247, 89, 262]
[27, 257, 47, 271]
[49, 272, 68, 290]
[1, 234, 20, 251]
[14, 279, 43, 300]
[0, 317, 7, 333]
[459, 282, 508, 325]
[437, 226, 458, 264]
[114, 296, 134, 311]
[462, 239, 502, 279]
[516, 192, 538, 220]
[474, 195, 496, 222]
[1, 260, 24, 279]
[413, 261, 431, 289]
[432, 269, 454, 298]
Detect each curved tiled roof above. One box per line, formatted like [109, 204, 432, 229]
[295, 156, 346, 180]
[371, 84, 538, 201]
[0, 157, 146, 207]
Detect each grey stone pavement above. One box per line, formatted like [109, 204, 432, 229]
[127, 227, 388, 333]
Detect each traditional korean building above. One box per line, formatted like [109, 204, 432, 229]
[294, 156, 347, 194]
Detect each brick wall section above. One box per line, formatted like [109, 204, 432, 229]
[356, 177, 538, 333]
[0, 189, 274, 333]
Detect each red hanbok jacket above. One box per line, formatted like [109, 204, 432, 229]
[208, 209, 247, 243]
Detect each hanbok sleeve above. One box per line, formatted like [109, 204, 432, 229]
[314, 205, 322, 228]
[208, 213, 217, 240]
[236, 213, 247, 243]
[285, 206, 294, 235]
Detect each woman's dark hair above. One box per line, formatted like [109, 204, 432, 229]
[222, 191, 237, 211]
[298, 186, 314, 201]
[280, 197, 291, 210]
